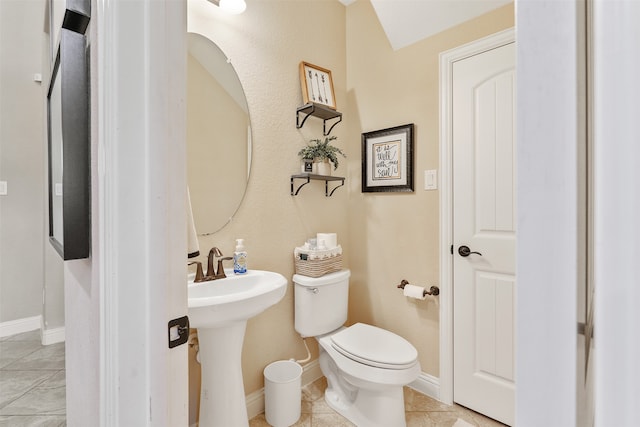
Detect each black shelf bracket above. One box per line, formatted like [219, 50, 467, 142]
[291, 173, 345, 197]
[323, 115, 342, 136]
[296, 103, 343, 136]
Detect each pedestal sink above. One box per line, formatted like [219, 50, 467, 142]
[188, 269, 287, 427]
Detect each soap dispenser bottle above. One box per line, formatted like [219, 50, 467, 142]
[233, 239, 247, 274]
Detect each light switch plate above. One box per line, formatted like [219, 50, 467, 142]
[424, 170, 437, 190]
[0, 181, 7, 195]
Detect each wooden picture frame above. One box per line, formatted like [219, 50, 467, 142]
[361, 124, 414, 193]
[299, 61, 336, 110]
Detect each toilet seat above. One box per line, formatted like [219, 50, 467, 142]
[330, 323, 418, 369]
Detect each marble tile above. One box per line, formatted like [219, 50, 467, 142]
[463, 409, 507, 427]
[310, 412, 356, 427]
[0, 415, 66, 427]
[0, 370, 59, 410]
[248, 413, 270, 427]
[2, 343, 64, 371]
[405, 411, 437, 427]
[301, 397, 314, 415]
[0, 334, 65, 424]
[4, 331, 42, 342]
[404, 387, 453, 412]
[249, 412, 311, 427]
[0, 342, 43, 369]
[429, 410, 478, 426]
[0, 379, 66, 416]
[250, 377, 502, 427]
[308, 396, 335, 415]
[37, 371, 65, 390]
[291, 413, 312, 427]
[302, 377, 326, 403]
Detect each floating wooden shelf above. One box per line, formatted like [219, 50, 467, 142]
[296, 103, 342, 136]
[290, 173, 345, 197]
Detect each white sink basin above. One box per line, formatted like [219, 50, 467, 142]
[188, 269, 287, 427]
[188, 269, 287, 328]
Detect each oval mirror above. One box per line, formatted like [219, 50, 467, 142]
[187, 32, 252, 235]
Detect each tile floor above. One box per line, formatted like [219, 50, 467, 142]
[249, 376, 506, 427]
[0, 331, 504, 427]
[0, 331, 66, 427]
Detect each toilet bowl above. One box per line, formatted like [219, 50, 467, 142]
[293, 270, 421, 427]
[318, 323, 420, 427]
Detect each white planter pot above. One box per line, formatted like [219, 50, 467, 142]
[316, 160, 332, 176]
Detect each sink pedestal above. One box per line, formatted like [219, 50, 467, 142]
[188, 270, 287, 426]
[198, 322, 249, 427]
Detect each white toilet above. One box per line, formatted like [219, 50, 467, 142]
[293, 269, 420, 427]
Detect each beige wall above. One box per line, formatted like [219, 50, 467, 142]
[187, 0, 513, 394]
[345, 1, 514, 376]
[188, 0, 349, 394]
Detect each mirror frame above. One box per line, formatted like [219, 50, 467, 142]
[47, 1, 91, 260]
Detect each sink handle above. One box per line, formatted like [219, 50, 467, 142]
[216, 257, 234, 279]
[188, 261, 204, 282]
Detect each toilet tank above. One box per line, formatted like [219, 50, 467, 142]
[293, 269, 351, 337]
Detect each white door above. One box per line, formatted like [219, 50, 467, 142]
[452, 42, 516, 426]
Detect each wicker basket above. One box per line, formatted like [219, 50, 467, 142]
[294, 254, 343, 278]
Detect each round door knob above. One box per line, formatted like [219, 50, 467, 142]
[458, 245, 482, 257]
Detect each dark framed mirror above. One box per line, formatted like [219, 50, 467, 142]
[47, 2, 91, 260]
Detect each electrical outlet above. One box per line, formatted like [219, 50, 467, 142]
[0, 181, 7, 195]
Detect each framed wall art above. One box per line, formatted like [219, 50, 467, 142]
[299, 61, 336, 110]
[361, 124, 414, 193]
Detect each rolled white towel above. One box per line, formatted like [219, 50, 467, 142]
[187, 187, 200, 258]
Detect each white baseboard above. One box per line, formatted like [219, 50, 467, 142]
[246, 359, 323, 420]
[300, 359, 323, 385]
[408, 372, 441, 401]
[0, 316, 41, 338]
[245, 386, 265, 420]
[41, 326, 65, 345]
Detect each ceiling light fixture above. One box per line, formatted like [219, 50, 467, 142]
[219, 0, 246, 14]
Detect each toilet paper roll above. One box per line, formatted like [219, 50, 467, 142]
[403, 284, 427, 300]
[317, 233, 337, 249]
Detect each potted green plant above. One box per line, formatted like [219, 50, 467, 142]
[298, 136, 346, 176]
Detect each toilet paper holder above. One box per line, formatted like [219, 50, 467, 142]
[397, 279, 440, 297]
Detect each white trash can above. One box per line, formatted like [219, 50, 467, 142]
[264, 360, 303, 427]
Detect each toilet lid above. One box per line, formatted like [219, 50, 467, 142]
[330, 323, 418, 369]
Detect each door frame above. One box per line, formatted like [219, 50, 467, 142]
[98, 0, 188, 425]
[438, 27, 515, 406]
